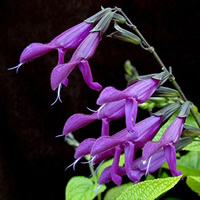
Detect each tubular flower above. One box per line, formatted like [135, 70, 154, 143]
[50, 11, 114, 93]
[62, 99, 126, 137]
[95, 71, 170, 132]
[9, 8, 112, 73]
[142, 101, 190, 177]
[99, 149, 166, 185]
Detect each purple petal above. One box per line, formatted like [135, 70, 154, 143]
[72, 31, 100, 61]
[124, 78, 159, 103]
[93, 149, 115, 165]
[98, 100, 125, 120]
[164, 144, 182, 176]
[57, 49, 67, 64]
[99, 166, 126, 185]
[125, 142, 135, 170]
[134, 116, 162, 145]
[125, 98, 138, 133]
[90, 136, 125, 156]
[74, 138, 96, 159]
[78, 60, 102, 91]
[20, 43, 54, 63]
[62, 113, 97, 136]
[101, 119, 109, 136]
[51, 22, 93, 49]
[142, 141, 163, 162]
[50, 61, 77, 90]
[161, 117, 185, 144]
[111, 147, 123, 185]
[96, 87, 124, 105]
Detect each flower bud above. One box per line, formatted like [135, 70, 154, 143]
[182, 125, 200, 137]
[112, 13, 126, 24]
[153, 86, 179, 97]
[107, 23, 141, 45]
[90, 11, 114, 35]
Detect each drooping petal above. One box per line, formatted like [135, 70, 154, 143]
[63, 113, 98, 136]
[20, 43, 54, 63]
[164, 144, 182, 176]
[78, 60, 102, 91]
[99, 166, 126, 185]
[101, 119, 109, 136]
[124, 142, 135, 170]
[125, 98, 138, 133]
[50, 61, 77, 90]
[111, 147, 123, 185]
[74, 138, 96, 159]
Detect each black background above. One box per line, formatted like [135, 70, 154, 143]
[1, 0, 200, 199]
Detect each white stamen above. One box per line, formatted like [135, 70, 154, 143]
[89, 160, 104, 177]
[96, 185, 102, 195]
[87, 107, 97, 113]
[8, 63, 23, 73]
[145, 156, 152, 176]
[55, 134, 64, 138]
[81, 156, 96, 166]
[51, 83, 62, 106]
[97, 104, 105, 119]
[65, 157, 81, 171]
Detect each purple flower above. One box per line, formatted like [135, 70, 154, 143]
[96, 72, 169, 105]
[95, 72, 169, 131]
[99, 149, 166, 185]
[63, 99, 126, 137]
[90, 115, 162, 156]
[50, 31, 102, 91]
[50, 11, 114, 94]
[142, 101, 190, 176]
[9, 21, 93, 73]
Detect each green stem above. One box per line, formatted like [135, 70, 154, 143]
[88, 163, 101, 200]
[117, 8, 200, 128]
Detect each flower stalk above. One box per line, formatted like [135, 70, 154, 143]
[116, 7, 200, 128]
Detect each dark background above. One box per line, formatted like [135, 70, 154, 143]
[1, 0, 200, 199]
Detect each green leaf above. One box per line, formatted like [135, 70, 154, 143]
[104, 182, 133, 200]
[97, 154, 125, 179]
[162, 152, 200, 176]
[116, 176, 182, 200]
[186, 176, 200, 196]
[153, 113, 177, 142]
[65, 176, 106, 200]
[176, 152, 200, 176]
[185, 113, 200, 128]
[183, 140, 200, 151]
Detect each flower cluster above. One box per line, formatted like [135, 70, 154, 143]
[9, 8, 126, 104]
[9, 7, 192, 187]
[70, 98, 189, 186]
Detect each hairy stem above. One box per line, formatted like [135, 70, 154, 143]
[117, 7, 200, 128]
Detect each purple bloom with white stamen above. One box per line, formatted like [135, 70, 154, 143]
[142, 101, 190, 177]
[63, 99, 126, 137]
[50, 31, 102, 92]
[99, 149, 166, 185]
[9, 21, 93, 73]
